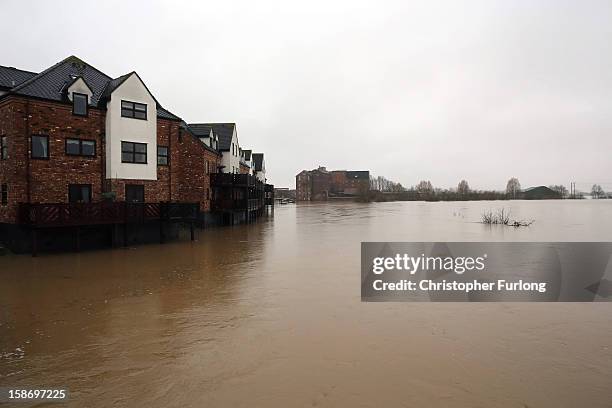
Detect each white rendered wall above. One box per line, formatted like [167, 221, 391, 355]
[220, 127, 240, 173]
[105, 74, 157, 180]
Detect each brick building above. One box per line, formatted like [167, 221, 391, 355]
[296, 167, 369, 201]
[0, 56, 271, 252]
[239, 148, 251, 174]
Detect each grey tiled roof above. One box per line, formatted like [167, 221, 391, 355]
[186, 123, 213, 137]
[180, 121, 220, 154]
[11, 56, 112, 106]
[2, 55, 181, 121]
[188, 123, 235, 151]
[252, 153, 264, 171]
[0, 65, 37, 90]
[100, 73, 131, 100]
[242, 149, 252, 161]
[157, 107, 180, 121]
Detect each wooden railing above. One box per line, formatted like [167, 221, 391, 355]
[211, 173, 264, 189]
[19, 202, 199, 228]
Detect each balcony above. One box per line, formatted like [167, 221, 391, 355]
[19, 202, 199, 228]
[211, 173, 264, 188]
[264, 184, 275, 205]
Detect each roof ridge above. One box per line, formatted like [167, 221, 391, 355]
[0, 65, 38, 75]
[100, 71, 134, 101]
[10, 55, 112, 93]
[189, 122, 236, 125]
[66, 55, 113, 81]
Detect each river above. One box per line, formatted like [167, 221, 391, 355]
[1, 200, 611, 407]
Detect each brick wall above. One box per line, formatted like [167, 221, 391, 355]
[105, 119, 180, 202]
[296, 172, 311, 201]
[0, 96, 217, 224]
[177, 128, 220, 211]
[239, 163, 250, 174]
[311, 171, 331, 200]
[331, 170, 347, 193]
[0, 97, 105, 223]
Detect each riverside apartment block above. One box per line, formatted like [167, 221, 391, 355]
[0, 56, 273, 253]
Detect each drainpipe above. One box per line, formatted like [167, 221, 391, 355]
[25, 100, 31, 203]
[100, 109, 105, 199]
[168, 122, 172, 201]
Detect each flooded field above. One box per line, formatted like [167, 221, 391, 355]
[1, 200, 612, 407]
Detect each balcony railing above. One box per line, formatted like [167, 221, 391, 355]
[264, 184, 275, 205]
[211, 173, 264, 188]
[19, 202, 199, 228]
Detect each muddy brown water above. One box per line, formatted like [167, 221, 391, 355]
[1, 200, 611, 407]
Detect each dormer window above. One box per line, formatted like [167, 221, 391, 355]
[73, 93, 88, 116]
[121, 100, 147, 120]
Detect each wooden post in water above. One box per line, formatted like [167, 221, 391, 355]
[31, 229, 38, 257]
[75, 226, 81, 252]
[111, 224, 117, 248]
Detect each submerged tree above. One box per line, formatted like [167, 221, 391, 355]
[506, 177, 521, 199]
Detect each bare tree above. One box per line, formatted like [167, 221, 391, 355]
[391, 182, 405, 192]
[370, 175, 405, 192]
[506, 177, 521, 199]
[591, 184, 605, 199]
[549, 185, 568, 198]
[457, 180, 470, 196]
[416, 180, 434, 197]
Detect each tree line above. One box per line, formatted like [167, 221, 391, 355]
[365, 176, 610, 202]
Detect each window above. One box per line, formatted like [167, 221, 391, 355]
[121, 141, 147, 163]
[206, 188, 210, 200]
[121, 100, 147, 120]
[66, 138, 95, 157]
[72, 93, 88, 116]
[157, 146, 168, 165]
[1, 136, 7, 160]
[205, 160, 209, 174]
[68, 184, 91, 203]
[125, 185, 144, 203]
[82, 140, 95, 156]
[31, 135, 49, 159]
[1, 184, 7, 205]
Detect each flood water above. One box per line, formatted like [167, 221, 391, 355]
[1, 200, 612, 407]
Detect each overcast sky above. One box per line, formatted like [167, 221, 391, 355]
[2, 0, 611, 190]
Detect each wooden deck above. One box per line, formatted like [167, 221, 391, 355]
[19, 202, 199, 228]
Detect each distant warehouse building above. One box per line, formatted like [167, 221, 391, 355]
[296, 167, 369, 201]
[522, 186, 561, 200]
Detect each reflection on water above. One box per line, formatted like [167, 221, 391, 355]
[1, 200, 611, 407]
